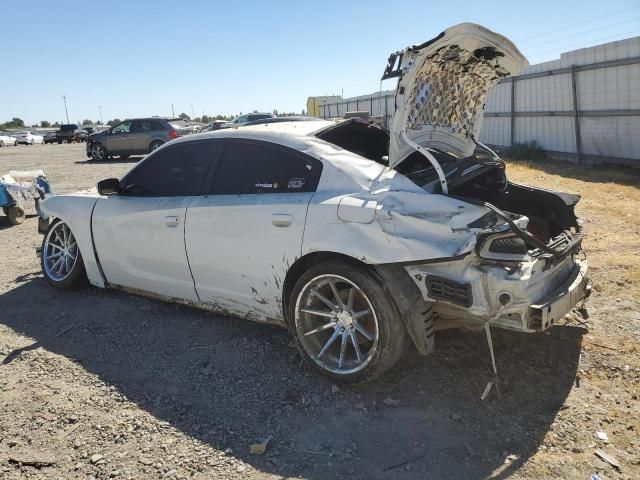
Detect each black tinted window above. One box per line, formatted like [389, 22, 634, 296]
[151, 120, 165, 131]
[131, 120, 152, 133]
[210, 141, 321, 195]
[122, 141, 222, 196]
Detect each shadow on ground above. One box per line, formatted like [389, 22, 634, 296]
[0, 279, 584, 479]
[75, 157, 143, 165]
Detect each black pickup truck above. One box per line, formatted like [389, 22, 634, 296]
[55, 124, 88, 143]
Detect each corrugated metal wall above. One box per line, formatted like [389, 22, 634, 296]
[318, 36, 640, 164]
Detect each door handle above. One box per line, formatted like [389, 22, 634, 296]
[164, 215, 180, 227]
[272, 213, 293, 227]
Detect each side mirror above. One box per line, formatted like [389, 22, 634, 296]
[98, 178, 120, 196]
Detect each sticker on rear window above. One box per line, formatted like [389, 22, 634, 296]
[287, 178, 306, 189]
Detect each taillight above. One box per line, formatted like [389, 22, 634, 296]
[168, 130, 178, 139]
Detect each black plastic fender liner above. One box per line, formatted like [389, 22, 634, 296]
[374, 264, 436, 356]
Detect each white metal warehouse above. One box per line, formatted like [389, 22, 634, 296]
[314, 36, 640, 165]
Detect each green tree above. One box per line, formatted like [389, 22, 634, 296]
[0, 117, 25, 129]
[52, 122, 60, 128]
[82, 119, 93, 126]
[40, 120, 51, 128]
[107, 119, 121, 126]
[96, 120, 103, 126]
[201, 114, 210, 124]
[179, 113, 191, 121]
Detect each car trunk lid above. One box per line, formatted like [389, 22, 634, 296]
[385, 23, 528, 171]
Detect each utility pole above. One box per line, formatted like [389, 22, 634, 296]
[98, 105, 103, 124]
[62, 95, 70, 124]
[171, 104, 175, 117]
[191, 104, 194, 118]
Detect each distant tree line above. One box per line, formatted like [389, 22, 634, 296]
[3, 109, 307, 131]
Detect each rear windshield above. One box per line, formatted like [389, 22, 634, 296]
[61, 124, 78, 130]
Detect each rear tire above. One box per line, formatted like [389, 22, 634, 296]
[0, 140, 4, 147]
[7, 206, 25, 225]
[288, 261, 409, 383]
[57, 139, 62, 144]
[149, 141, 163, 153]
[41, 219, 88, 289]
[119, 154, 129, 160]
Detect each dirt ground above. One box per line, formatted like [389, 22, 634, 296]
[0, 143, 638, 480]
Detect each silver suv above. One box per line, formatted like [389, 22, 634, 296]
[86, 117, 193, 161]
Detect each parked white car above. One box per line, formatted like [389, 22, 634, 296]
[38, 24, 590, 382]
[15, 131, 44, 145]
[0, 132, 18, 147]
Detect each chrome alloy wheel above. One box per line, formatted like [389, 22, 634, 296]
[91, 144, 106, 160]
[295, 274, 379, 375]
[43, 222, 78, 281]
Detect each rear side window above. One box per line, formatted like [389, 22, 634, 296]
[122, 141, 223, 197]
[151, 120, 165, 131]
[131, 120, 152, 132]
[209, 140, 322, 195]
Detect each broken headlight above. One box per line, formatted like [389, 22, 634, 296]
[478, 233, 529, 261]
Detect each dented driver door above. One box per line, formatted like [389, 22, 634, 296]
[185, 139, 322, 322]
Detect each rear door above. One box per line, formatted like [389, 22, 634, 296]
[92, 140, 221, 300]
[130, 119, 153, 154]
[186, 139, 322, 322]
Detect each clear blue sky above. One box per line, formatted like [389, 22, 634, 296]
[1, 0, 638, 125]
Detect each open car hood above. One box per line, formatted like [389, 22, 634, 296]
[384, 23, 528, 170]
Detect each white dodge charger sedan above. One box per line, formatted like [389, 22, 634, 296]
[38, 24, 590, 382]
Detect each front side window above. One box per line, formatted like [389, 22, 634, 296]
[209, 141, 322, 195]
[112, 121, 131, 134]
[121, 141, 222, 197]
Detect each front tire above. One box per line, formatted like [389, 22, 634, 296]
[90, 144, 108, 161]
[0, 140, 4, 147]
[41, 220, 88, 289]
[289, 261, 409, 383]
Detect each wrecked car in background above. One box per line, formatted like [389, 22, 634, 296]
[37, 23, 590, 383]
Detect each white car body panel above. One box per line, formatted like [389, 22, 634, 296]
[37, 192, 105, 288]
[91, 196, 198, 301]
[186, 192, 313, 322]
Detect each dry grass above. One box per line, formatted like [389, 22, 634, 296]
[505, 160, 640, 300]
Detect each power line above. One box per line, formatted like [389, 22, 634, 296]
[527, 30, 640, 60]
[522, 17, 640, 52]
[516, 6, 640, 43]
